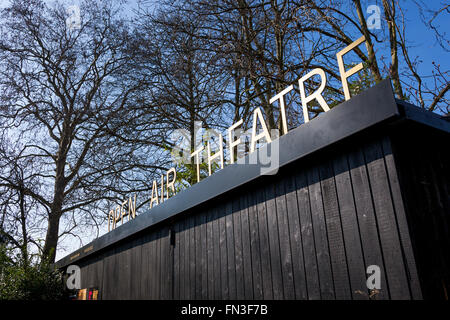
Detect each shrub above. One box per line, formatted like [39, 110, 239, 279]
[0, 245, 70, 300]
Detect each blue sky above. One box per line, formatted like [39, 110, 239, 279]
[1, 0, 446, 108]
[368, 0, 448, 109]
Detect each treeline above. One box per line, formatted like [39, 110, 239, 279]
[0, 0, 447, 264]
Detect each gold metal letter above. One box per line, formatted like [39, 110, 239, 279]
[336, 35, 366, 101]
[269, 85, 293, 135]
[150, 179, 159, 208]
[190, 145, 204, 183]
[114, 205, 121, 227]
[108, 209, 114, 232]
[207, 133, 224, 176]
[166, 167, 176, 199]
[160, 174, 164, 203]
[121, 199, 127, 225]
[298, 68, 330, 123]
[227, 119, 243, 164]
[250, 107, 272, 153]
[128, 194, 136, 221]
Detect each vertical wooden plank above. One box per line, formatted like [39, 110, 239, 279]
[178, 219, 186, 300]
[150, 230, 157, 300]
[174, 221, 181, 300]
[167, 226, 173, 300]
[225, 201, 237, 299]
[364, 140, 410, 299]
[240, 193, 254, 300]
[120, 241, 132, 300]
[79, 261, 89, 290]
[124, 242, 133, 300]
[319, 161, 351, 299]
[89, 258, 98, 290]
[82, 260, 91, 290]
[81, 260, 91, 291]
[139, 233, 151, 299]
[91, 257, 100, 291]
[436, 146, 450, 237]
[189, 214, 196, 299]
[156, 229, 162, 300]
[398, 142, 441, 298]
[109, 247, 118, 300]
[218, 203, 229, 299]
[426, 143, 449, 298]
[195, 213, 202, 299]
[147, 233, 154, 300]
[94, 254, 104, 300]
[200, 211, 208, 299]
[233, 197, 245, 300]
[333, 153, 367, 299]
[247, 190, 263, 300]
[206, 208, 215, 299]
[348, 147, 388, 300]
[148, 232, 156, 300]
[274, 176, 295, 299]
[130, 237, 142, 300]
[212, 206, 222, 299]
[93, 257, 102, 291]
[117, 244, 127, 300]
[101, 248, 114, 300]
[149, 231, 157, 300]
[111, 246, 120, 300]
[430, 146, 450, 298]
[146, 231, 154, 299]
[184, 216, 191, 299]
[284, 174, 308, 300]
[255, 187, 273, 300]
[88, 254, 103, 299]
[102, 249, 112, 300]
[382, 137, 422, 299]
[307, 166, 334, 300]
[83, 259, 92, 294]
[88, 257, 97, 291]
[160, 226, 170, 300]
[182, 216, 190, 299]
[265, 182, 284, 300]
[161, 228, 169, 301]
[295, 169, 320, 300]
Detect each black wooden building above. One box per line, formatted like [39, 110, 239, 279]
[55, 80, 450, 300]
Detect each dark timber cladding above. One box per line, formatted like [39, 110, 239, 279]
[56, 80, 450, 300]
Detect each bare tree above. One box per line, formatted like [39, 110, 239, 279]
[298, 0, 448, 112]
[1, 0, 447, 263]
[0, 0, 166, 262]
[0, 136, 44, 266]
[133, 2, 230, 184]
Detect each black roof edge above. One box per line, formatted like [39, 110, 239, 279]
[54, 78, 449, 269]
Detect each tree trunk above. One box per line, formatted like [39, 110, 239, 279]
[382, 0, 404, 99]
[19, 186, 28, 267]
[42, 156, 67, 263]
[42, 212, 61, 263]
[353, 0, 383, 82]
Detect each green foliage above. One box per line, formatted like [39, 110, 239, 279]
[175, 161, 212, 189]
[0, 245, 69, 300]
[348, 62, 379, 97]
